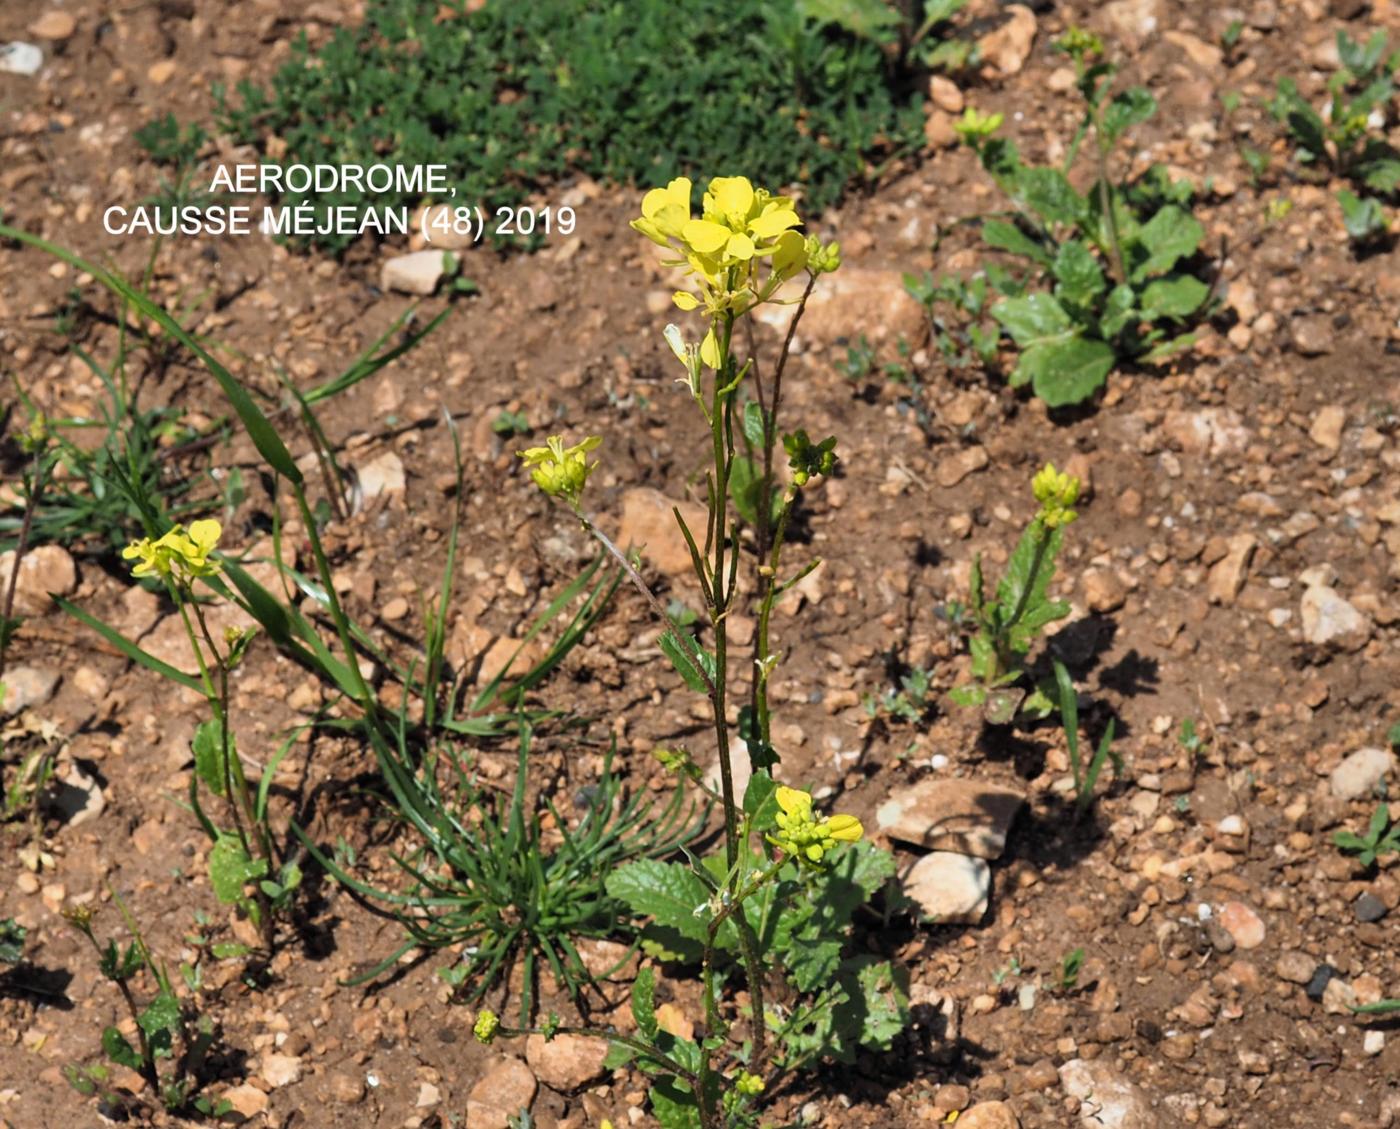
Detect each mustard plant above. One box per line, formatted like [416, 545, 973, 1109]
[949, 462, 1081, 724]
[490, 176, 907, 1129]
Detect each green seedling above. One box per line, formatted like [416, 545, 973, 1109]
[492, 409, 530, 437]
[1333, 804, 1400, 868]
[864, 665, 935, 726]
[950, 463, 1080, 723]
[1058, 946, 1086, 991]
[1053, 661, 1121, 811]
[955, 29, 1213, 407]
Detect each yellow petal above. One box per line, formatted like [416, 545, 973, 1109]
[683, 219, 732, 255]
[672, 291, 700, 311]
[827, 814, 863, 842]
[662, 176, 692, 211]
[725, 231, 756, 260]
[630, 217, 673, 248]
[771, 230, 807, 276]
[188, 519, 221, 553]
[708, 176, 755, 220]
[748, 207, 800, 239]
[774, 786, 810, 816]
[699, 328, 721, 370]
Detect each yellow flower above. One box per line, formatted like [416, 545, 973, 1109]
[767, 785, 863, 866]
[1031, 462, 1081, 528]
[122, 519, 223, 582]
[736, 1071, 765, 1096]
[473, 1009, 500, 1045]
[517, 435, 602, 505]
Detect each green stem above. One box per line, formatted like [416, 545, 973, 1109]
[0, 445, 45, 684]
[709, 312, 739, 879]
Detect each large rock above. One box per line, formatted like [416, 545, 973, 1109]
[903, 852, 991, 924]
[616, 487, 708, 578]
[0, 545, 78, 616]
[1330, 747, 1396, 801]
[876, 778, 1025, 859]
[1300, 585, 1371, 651]
[466, 1056, 537, 1129]
[381, 250, 449, 296]
[1059, 1059, 1155, 1129]
[978, 6, 1037, 77]
[525, 1032, 609, 1092]
[1, 665, 59, 716]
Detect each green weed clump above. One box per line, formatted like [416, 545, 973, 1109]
[214, 0, 924, 252]
[953, 29, 1214, 407]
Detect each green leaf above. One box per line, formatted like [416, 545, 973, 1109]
[1013, 166, 1085, 227]
[742, 399, 766, 449]
[1360, 157, 1400, 195]
[607, 861, 733, 948]
[210, 942, 251, 960]
[0, 919, 25, 965]
[102, 1027, 143, 1071]
[796, 0, 903, 42]
[1051, 240, 1106, 308]
[139, 989, 182, 1040]
[729, 455, 779, 527]
[855, 959, 910, 1050]
[651, 1076, 704, 1129]
[981, 219, 1053, 267]
[632, 965, 659, 1040]
[984, 687, 1025, 725]
[742, 769, 777, 829]
[1131, 206, 1204, 281]
[991, 292, 1071, 348]
[208, 835, 267, 904]
[996, 520, 1064, 646]
[192, 720, 232, 798]
[1099, 283, 1138, 338]
[659, 631, 713, 694]
[1101, 87, 1157, 143]
[1338, 188, 1388, 241]
[1139, 274, 1210, 320]
[1015, 337, 1116, 407]
[949, 684, 987, 708]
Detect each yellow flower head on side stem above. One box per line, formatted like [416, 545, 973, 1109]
[517, 435, 602, 506]
[766, 785, 863, 866]
[122, 519, 223, 583]
[1031, 462, 1081, 528]
[473, 1009, 500, 1045]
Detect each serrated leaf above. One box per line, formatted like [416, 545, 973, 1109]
[1101, 87, 1157, 142]
[729, 455, 779, 527]
[603, 1040, 635, 1070]
[651, 1076, 704, 1129]
[949, 684, 987, 708]
[742, 769, 777, 829]
[632, 965, 659, 1039]
[981, 219, 1053, 267]
[607, 861, 735, 948]
[1099, 283, 1138, 338]
[1139, 274, 1209, 320]
[996, 520, 1064, 645]
[1051, 240, 1106, 309]
[208, 835, 267, 905]
[1131, 206, 1204, 281]
[1016, 336, 1116, 407]
[138, 989, 181, 1039]
[102, 1026, 142, 1071]
[991, 292, 1071, 348]
[855, 959, 910, 1049]
[1013, 166, 1085, 227]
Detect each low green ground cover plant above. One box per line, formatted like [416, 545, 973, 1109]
[1334, 803, 1400, 868]
[1270, 29, 1398, 246]
[949, 463, 1080, 723]
[1053, 659, 1121, 812]
[215, 0, 924, 252]
[954, 29, 1213, 407]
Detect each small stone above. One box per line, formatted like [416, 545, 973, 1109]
[1275, 951, 1314, 985]
[355, 450, 406, 502]
[381, 597, 410, 622]
[221, 1083, 269, 1121]
[1330, 747, 1396, 801]
[1364, 1030, 1386, 1056]
[1100, 0, 1166, 48]
[1059, 1058, 1155, 1129]
[616, 488, 709, 577]
[28, 12, 76, 40]
[0, 545, 78, 615]
[978, 4, 1037, 77]
[1206, 534, 1255, 605]
[1162, 408, 1249, 458]
[903, 852, 991, 924]
[1219, 901, 1266, 949]
[934, 1084, 972, 1113]
[1161, 1032, 1196, 1061]
[958, 1101, 1020, 1129]
[525, 1032, 609, 1091]
[261, 1052, 302, 1088]
[1117, 488, 1142, 518]
[1082, 568, 1127, 613]
[1237, 1050, 1270, 1075]
[147, 59, 177, 85]
[1301, 586, 1372, 651]
[1, 666, 60, 717]
[1322, 976, 1357, 1014]
[1355, 893, 1388, 923]
[1304, 963, 1340, 1002]
[1309, 405, 1346, 452]
[416, 1082, 441, 1107]
[924, 109, 958, 149]
[50, 766, 104, 827]
[929, 75, 964, 113]
[330, 1073, 366, 1104]
[1291, 316, 1335, 356]
[875, 778, 1025, 858]
[381, 249, 450, 296]
[935, 445, 989, 488]
[0, 42, 45, 76]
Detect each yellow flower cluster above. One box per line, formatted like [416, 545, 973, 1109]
[632, 175, 838, 369]
[1031, 462, 1081, 529]
[122, 519, 223, 583]
[517, 435, 602, 506]
[473, 1009, 499, 1045]
[767, 785, 862, 866]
